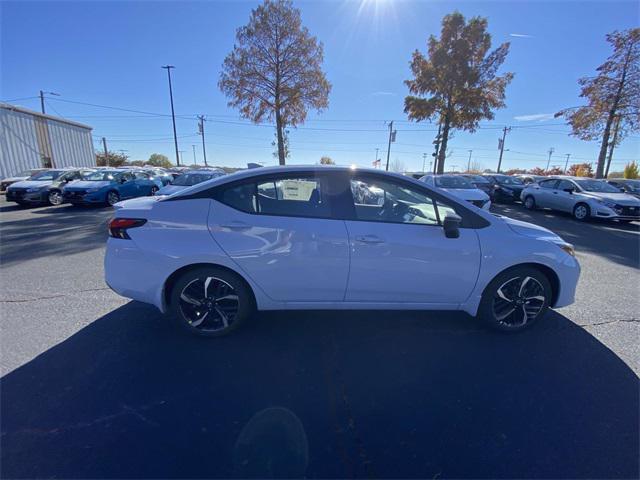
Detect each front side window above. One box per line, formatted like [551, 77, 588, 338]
[219, 175, 330, 218]
[30, 170, 64, 181]
[556, 180, 575, 191]
[134, 172, 149, 179]
[349, 177, 455, 225]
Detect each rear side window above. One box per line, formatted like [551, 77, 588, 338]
[218, 175, 331, 219]
[539, 180, 557, 189]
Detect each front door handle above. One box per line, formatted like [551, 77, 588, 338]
[220, 221, 251, 231]
[355, 234, 385, 244]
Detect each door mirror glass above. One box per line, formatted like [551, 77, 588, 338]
[443, 214, 461, 238]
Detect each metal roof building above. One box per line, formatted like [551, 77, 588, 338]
[0, 103, 96, 179]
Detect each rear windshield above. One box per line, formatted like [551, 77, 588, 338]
[494, 175, 524, 185]
[435, 176, 474, 189]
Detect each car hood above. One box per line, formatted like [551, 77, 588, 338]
[157, 184, 186, 195]
[65, 180, 112, 190]
[2, 176, 29, 183]
[7, 180, 52, 190]
[439, 188, 489, 201]
[499, 215, 564, 242]
[582, 191, 640, 206]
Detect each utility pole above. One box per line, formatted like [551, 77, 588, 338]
[179, 150, 186, 165]
[102, 137, 109, 167]
[467, 150, 473, 173]
[563, 153, 571, 173]
[422, 153, 427, 173]
[432, 122, 442, 173]
[197, 115, 208, 166]
[385, 121, 396, 171]
[39, 90, 59, 114]
[192, 145, 197, 164]
[605, 115, 621, 179]
[545, 147, 555, 171]
[161, 65, 180, 166]
[496, 126, 510, 173]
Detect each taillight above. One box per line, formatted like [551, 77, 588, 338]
[108, 218, 147, 239]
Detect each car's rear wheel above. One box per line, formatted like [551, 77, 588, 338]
[48, 190, 63, 206]
[573, 203, 590, 221]
[169, 266, 254, 337]
[478, 266, 551, 332]
[523, 195, 536, 210]
[107, 190, 120, 206]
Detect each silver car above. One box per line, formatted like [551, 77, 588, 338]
[520, 176, 640, 223]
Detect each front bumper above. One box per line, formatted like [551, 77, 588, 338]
[592, 204, 640, 221]
[5, 189, 48, 204]
[63, 191, 106, 204]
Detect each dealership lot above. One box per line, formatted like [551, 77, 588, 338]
[1, 197, 638, 477]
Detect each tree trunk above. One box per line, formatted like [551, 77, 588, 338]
[595, 112, 615, 179]
[437, 115, 451, 174]
[275, 107, 286, 166]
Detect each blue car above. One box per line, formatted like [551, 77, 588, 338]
[63, 170, 160, 206]
[156, 169, 225, 196]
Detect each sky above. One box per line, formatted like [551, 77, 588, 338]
[1, 0, 639, 172]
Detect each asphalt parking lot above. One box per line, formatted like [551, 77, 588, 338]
[1, 196, 638, 478]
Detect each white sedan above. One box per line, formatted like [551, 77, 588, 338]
[420, 174, 491, 210]
[105, 165, 580, 337]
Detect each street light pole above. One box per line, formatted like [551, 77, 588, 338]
[192, 145, 197, 164]
[546, 147, 555, 171]
[198, 115, 208, 166]
[39, 90, 60, 114]
[467, 149, 473, 172]
[422, 153, 427, 173]
[161, 65, 180, 166]
[564, 153, 571, 173]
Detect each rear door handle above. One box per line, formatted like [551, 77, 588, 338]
[355, 234, 385, 244]
[220, 221, 251, 230]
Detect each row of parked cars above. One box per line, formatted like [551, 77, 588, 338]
[417, 173, 640, 223]
[1, 167, 225, 207]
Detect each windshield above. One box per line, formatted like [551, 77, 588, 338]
[435, 176, 474, 189]
[29, 170, 64, 181]
[620, 180, 640, 192]
[575, 179, 623, 193]
[171, 173, 218, 186]
[466, 175, 490, 184]
[83, 171, 119, 181]
[495, 175, 524, 185]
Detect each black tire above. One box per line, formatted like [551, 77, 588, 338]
[168, 266, 254, 337]
[573, 203, 590, 221]
[48, 189, 64, 206]
[106, 190, 120, 206]
[477, 266, 552, 332]
[523, 195, 536, 210]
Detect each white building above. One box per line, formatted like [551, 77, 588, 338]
[0, 103, 96, 179]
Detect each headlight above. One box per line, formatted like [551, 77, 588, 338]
[598, 199, 616, 208]
[86, 187, 101, 193]
[553, 241, 576, 257]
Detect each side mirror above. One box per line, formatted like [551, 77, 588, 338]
[443, 214, 461, 239]
[564, 188, 574, 194]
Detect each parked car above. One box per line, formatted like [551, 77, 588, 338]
[607, 179, 640, 198]
[482, 174, 526, 203]
[5, 169, 85, 206]
[144, 168, 174, 186]
[156, 169, 225, 196]
[105, 165, 580, 337]
[1, 168, 48, 193]
[63, 169, 160, 206]
[521, 177, 640, 222]
[420, 174, 491, 210]
[461, 174, 496, 201]
[46, 169, 95, 205]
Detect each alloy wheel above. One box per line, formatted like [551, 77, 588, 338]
[574, 205, 588, 220]
[178, 276, 240, 333]
[492, 276, 546, 328]
[524, 196, 535, 209]
[49, 191, 63, 206]
[107, 192, 119, 206]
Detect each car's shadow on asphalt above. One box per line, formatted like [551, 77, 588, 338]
[1, 303, 638, 478]
[0, 204, 112, 265]
[493, 204, 640, 269]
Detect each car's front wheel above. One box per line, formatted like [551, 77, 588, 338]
[169, 266, 254, 337]
[573, 203, 590, 221]
[523, 195, 536, 210]
[478, 266, 551, 332]
[106, 190, 120, 206]
[48, 190, 63, 206]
